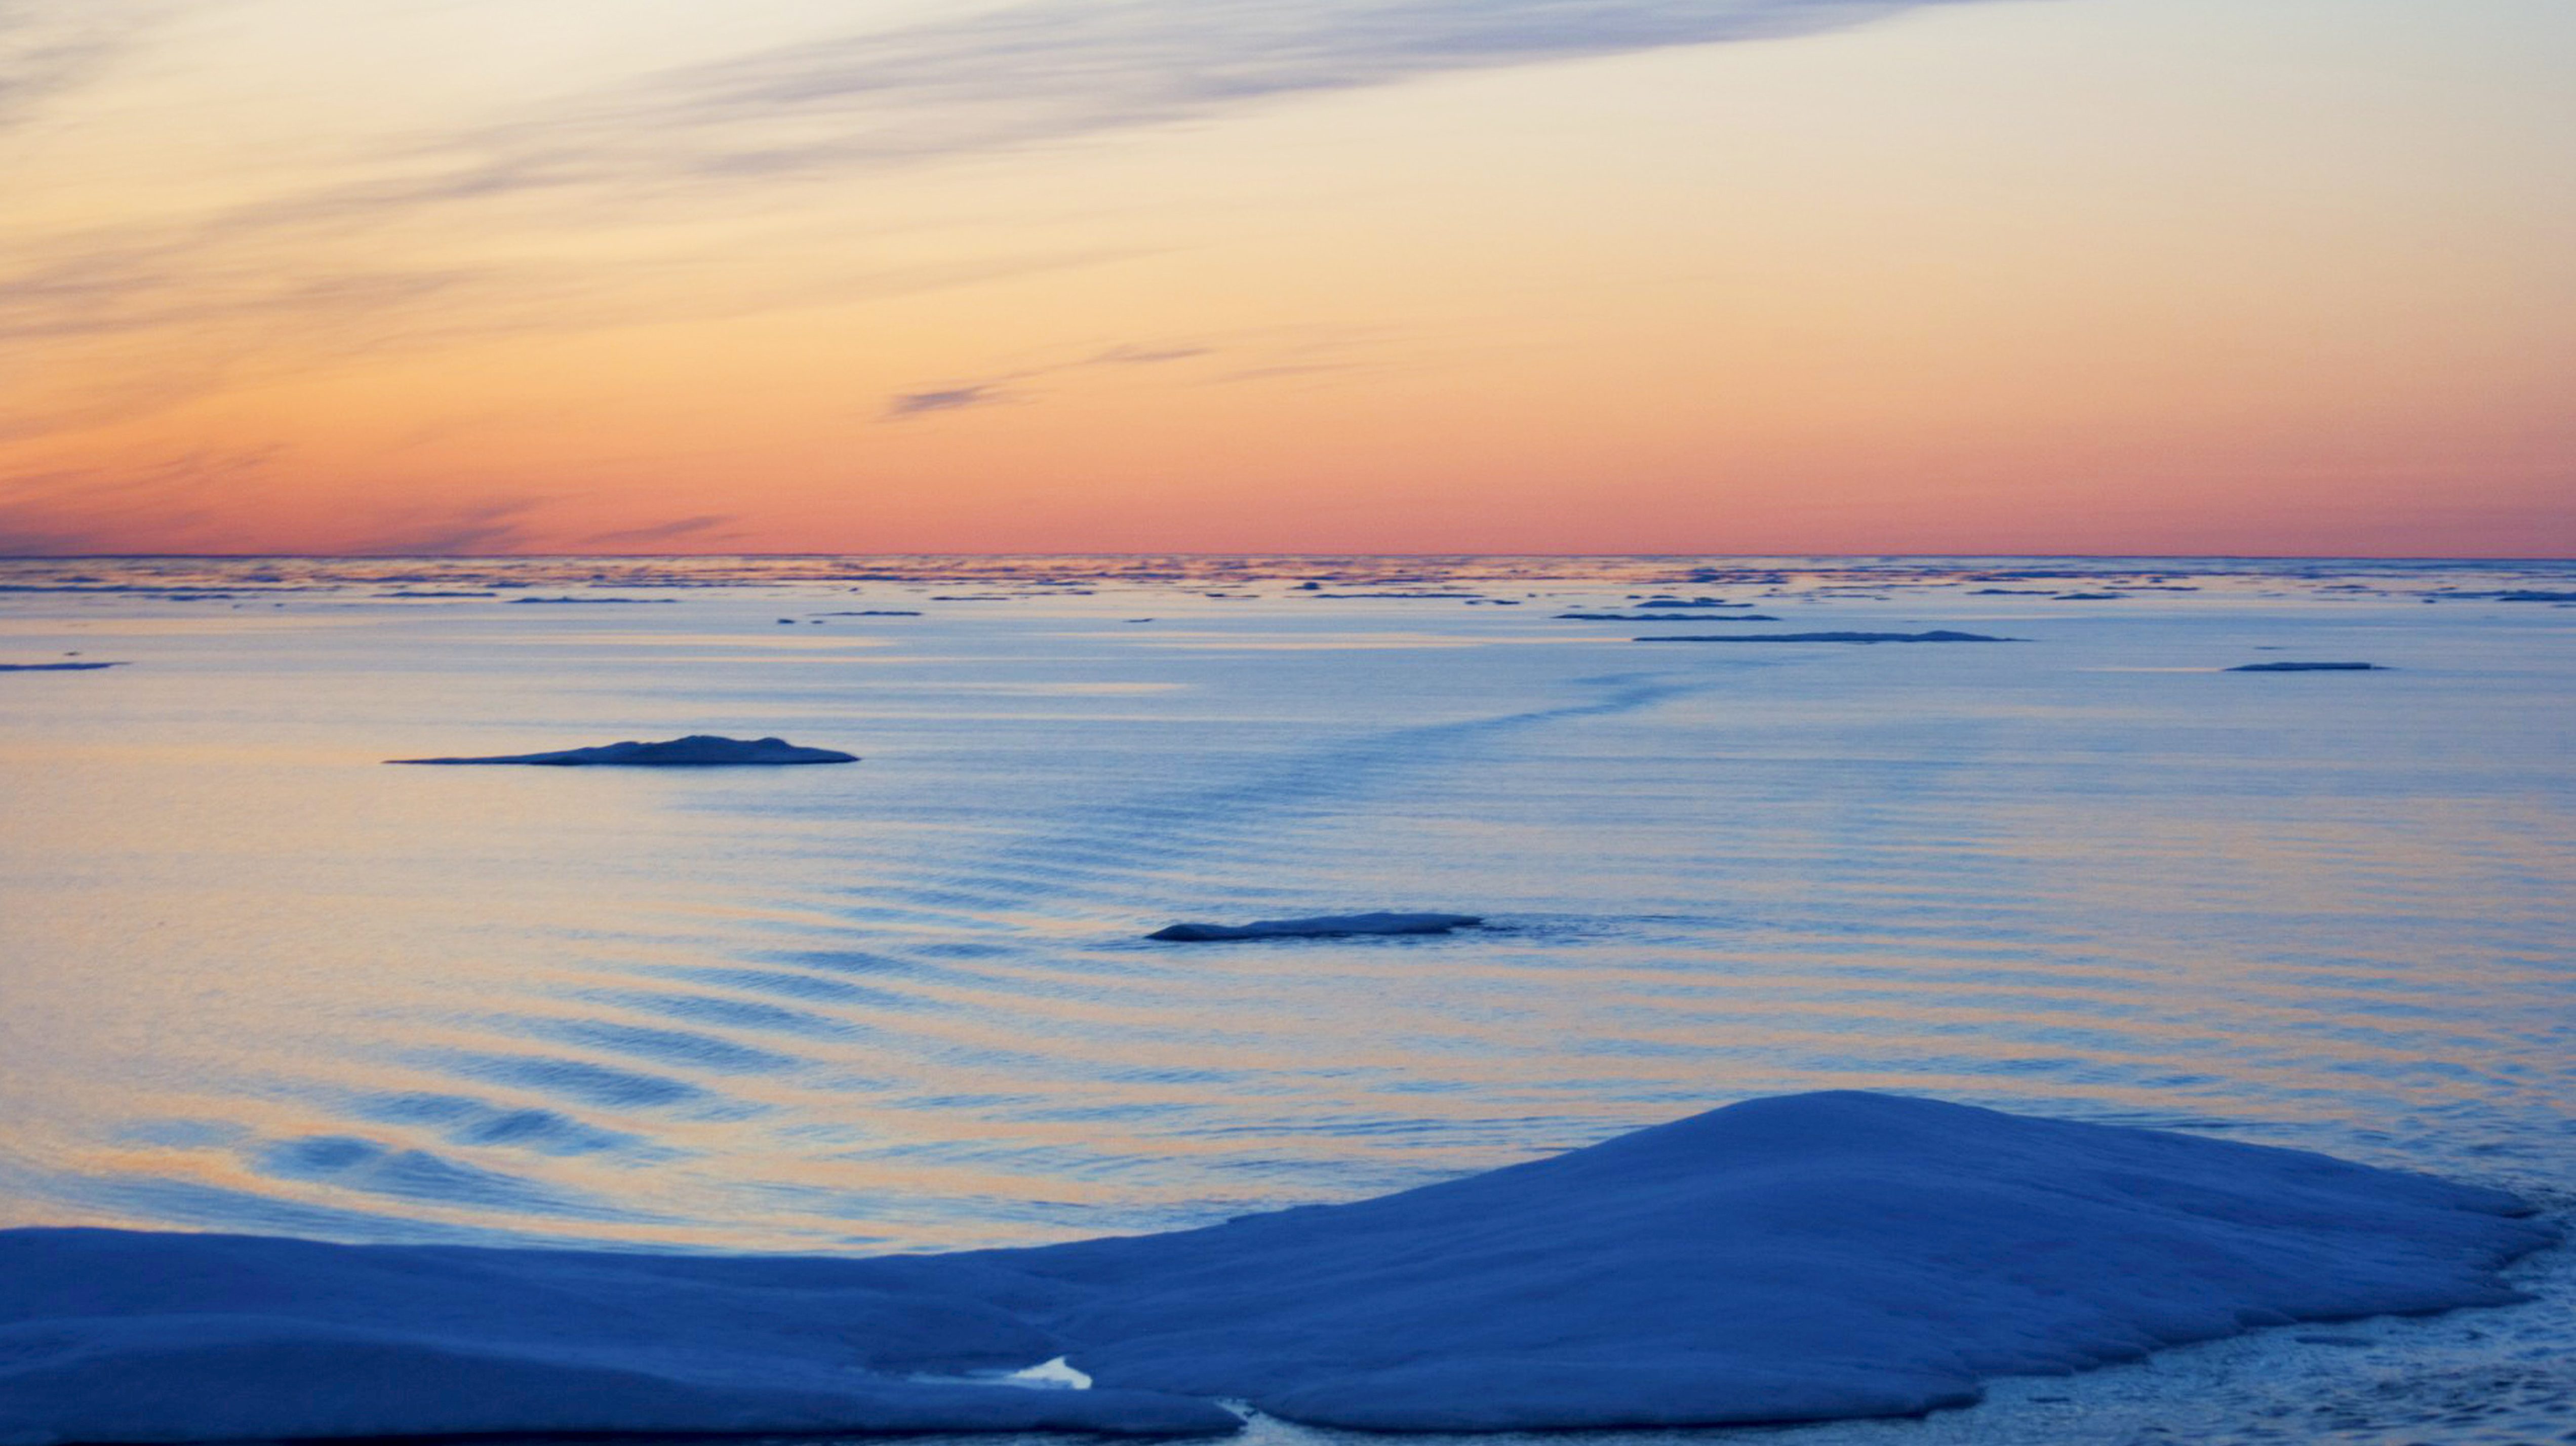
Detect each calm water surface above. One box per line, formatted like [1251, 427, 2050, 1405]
[2, 554, 2570, 1443]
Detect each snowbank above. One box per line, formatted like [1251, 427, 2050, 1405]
[388, 736, 858, 767]
[0, 1094, 2550, 1442]
[1148, 911, 1483, 941]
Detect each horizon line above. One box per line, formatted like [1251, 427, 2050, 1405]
[4, 550, 2573, 564]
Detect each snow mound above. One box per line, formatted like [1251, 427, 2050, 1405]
[387, 735, 858, 766]
[1147, 911, 1483, 942]
[1637, 630, 2014, 644]
[2228, 661, 2383, 672]
[0, 1094, 2550, 1442]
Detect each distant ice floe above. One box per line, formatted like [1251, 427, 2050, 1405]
[0, 1093, 2550, 1440]
[2227, 661, 2385, 672]
[1636, 630, 2015, 644]
[0, 661, 127, 671]
[1557, 612, 1782, 622]
[387, 736, 858, 767]
[1148, 911, 1484, 942]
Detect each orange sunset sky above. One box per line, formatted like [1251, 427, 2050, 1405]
[3, 0, 2571, 556]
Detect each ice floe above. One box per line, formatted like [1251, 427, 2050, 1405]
[1636, 629, 2015, 645]
[388, 736, 858, 767]
[1557, 613, 1782, 622]
[1147, 911, 1483, 941]
[0, 1093, 2548, 1441]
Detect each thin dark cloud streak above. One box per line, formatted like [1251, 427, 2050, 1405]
[885, 386, 1011, 420]
[580, 513, 738, 546]
[334, 498, 541, 557]
[880, 338, 1221, 420]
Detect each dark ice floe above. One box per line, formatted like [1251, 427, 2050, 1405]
[1636, 629, 2015, 644]
[1147, 911, 1483, 942]
[1556, 612, 1782, 622]
[0, 661, 127, 671]
[387, 736, 858, 766]
[0, 1093, 2550, 1441]
[2227, 661, 2385, 672]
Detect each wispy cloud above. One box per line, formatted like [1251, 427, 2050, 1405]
[335, 498, 539, 556]
[0, 1, 162, 132]
[487, 0, 1986, 193]
[2, 0, 2000, 438]
[884, 385, 1013, 420]
[880, 338, 1235, 420]
[579, 513, 739, 547]
[0, 444, 280, 555]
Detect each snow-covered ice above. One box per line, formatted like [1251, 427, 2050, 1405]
[1635, 630, 2014, 645]
[387, 735, 859, 766]
[0, 1093, 2549, 1442]
[1148, 911, 1483, 941]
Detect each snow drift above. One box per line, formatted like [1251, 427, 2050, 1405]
[1147, 911, 1482, 942]
[0, 1093, 2550, 1442]
[387, 735, 858, 767]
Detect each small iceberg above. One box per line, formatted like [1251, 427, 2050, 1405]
[1637, 629, 2014, 645]
[1148, 911, 1484, 942]
[388, 735, 858, 767]
[2227, 661, 2384, 672]
[0, 1094, 2548, 1441]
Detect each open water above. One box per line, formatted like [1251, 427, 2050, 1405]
[2, 554, 2569, 1443]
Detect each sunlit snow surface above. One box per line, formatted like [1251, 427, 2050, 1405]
[2, 554, 2571, 1443]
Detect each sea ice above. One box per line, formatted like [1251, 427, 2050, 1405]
[0, 661, 127, 671]
[1636, 630, 2014, 644]
[1147, 911, 1483, 941]
[0, 1094, 2550, 1441]
[1556, 613, 1781, 622]
[2227, 662, 2384, 672]
[387, 736, 859, 766]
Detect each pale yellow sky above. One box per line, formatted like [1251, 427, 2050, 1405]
[3, 0, 2571, 554]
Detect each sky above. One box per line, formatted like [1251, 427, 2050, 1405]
[1, 0, 2570, 556]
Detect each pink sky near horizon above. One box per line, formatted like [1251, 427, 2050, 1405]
[2, 0, 2571, 558]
